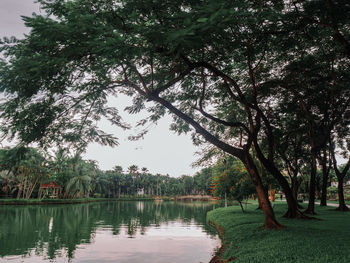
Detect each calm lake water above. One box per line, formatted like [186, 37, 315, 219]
[0, 201, 221, 263]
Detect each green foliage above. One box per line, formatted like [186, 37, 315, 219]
[0, 0, 349, 214]
[210, 158, 255, 202]
[193, 167, 212, 195]
[345, 194, 350, 201]
[0, 145, 216, 199]
[0, 146, 48, 199]
[0, 0, 346, 147]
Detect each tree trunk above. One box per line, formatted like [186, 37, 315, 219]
[64, 189, 69, 199]
[17, 183, 22, 199]
[256, 193, 262, 210]
[256, 186, 268, 210]
[291, 179, 297, 201]
[336, 176, 349, 211]
[252, 138, 307, 218]
[243, 154, 283, 229]
[22, 176, 28, 199]
[238, 201, 245, 213]
[291, 177, 304, 209]
[305, 152, 317, 214]
[258, 157, 305, 218]
[320, 154, 329, 206]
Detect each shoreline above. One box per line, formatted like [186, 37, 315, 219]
[208, 220, 235, 263]
[0, 195, 223, 206]
[0, 197, 155, 205]
[0, 196, 217, 205]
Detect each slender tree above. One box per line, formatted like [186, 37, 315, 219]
[318, 147, 332, 206]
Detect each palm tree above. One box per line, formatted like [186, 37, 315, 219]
[93, 172, 109, 197]
[0, 171, 16, 197]
[65, 161, 94, 198]
[113, 165, 123, 174]
[128, 165, 138, 174]
[47, 148, 76, 196]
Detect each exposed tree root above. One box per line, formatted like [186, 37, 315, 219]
[283, 209, 316, 219]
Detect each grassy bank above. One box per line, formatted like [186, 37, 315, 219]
[207, 203, 350, 263]
[0, 196, 155, 205]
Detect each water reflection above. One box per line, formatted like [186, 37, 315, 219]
[0, 201, 220, 262]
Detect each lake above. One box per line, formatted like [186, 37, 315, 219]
[0, 201, 221, 263]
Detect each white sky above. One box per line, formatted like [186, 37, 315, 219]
[0, 0, 200, 177]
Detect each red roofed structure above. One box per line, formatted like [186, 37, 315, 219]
[38, 182, 62, 199]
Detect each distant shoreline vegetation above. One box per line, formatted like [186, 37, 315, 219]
[0, 196, 222, 205]
[0, 197, 157, 205]
[0, 147, 213, 201]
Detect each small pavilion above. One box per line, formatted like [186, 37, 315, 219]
[38, 182, 62, 199]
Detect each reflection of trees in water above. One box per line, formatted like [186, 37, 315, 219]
[0, 204, 98, 259]
[0, 201, 219, 260]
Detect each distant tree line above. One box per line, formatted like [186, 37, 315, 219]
[2, 144, 348, 210]
[0, 146, 212, 199]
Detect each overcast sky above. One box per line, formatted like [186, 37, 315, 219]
[0, 0, 201, 177]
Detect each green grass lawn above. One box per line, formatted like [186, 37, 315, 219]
[324, 199, 350, 205]
[207, 203, 350, 263]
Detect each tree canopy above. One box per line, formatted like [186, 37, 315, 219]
[0, 0, 349, 227]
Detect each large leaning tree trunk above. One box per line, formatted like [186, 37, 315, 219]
[242, 152, 282, 229]
[149, 93, 282, 229]
[199, 60, 304, 220]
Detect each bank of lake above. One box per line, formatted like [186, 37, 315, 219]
[0, 197, 155, 205]
[207, 202, 350, 263]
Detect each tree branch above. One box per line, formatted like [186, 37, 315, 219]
[151, 66, 194, 96]
[149, 94, 244, 158]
